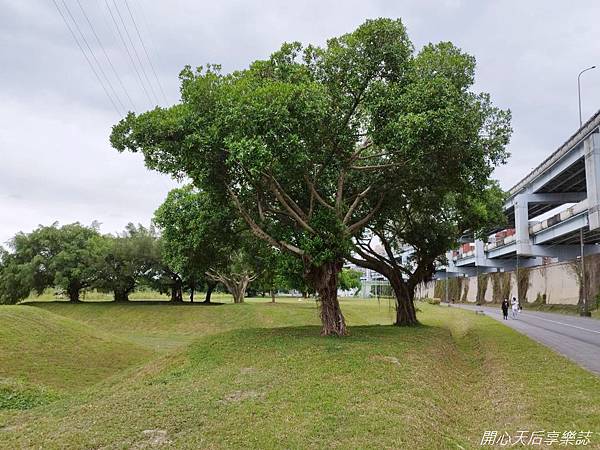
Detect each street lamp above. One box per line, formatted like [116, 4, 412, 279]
[577, 65, 595, 316]
[578, 65, 596, 126]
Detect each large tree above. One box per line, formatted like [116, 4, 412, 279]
[0, 222, 105, 303]
[110, 19, 508, 335]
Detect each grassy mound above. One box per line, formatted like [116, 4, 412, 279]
[32, 298, 397, 350]
[0, 302, 598, 449]
[0, 306, 154, 394]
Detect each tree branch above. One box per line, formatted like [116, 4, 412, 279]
[268, 181, 315, 233]
[343, 185, 372, 224]
[335, 169, 345, 212]
[349, 140, 373, 162]
[350, 163, 401, 171]
[266, 174, 309, 221]
[346, 195, 385, 235]
[304, 175, 335, 211]
[374, 229, 400, 271]
[226, 186, 304, 257]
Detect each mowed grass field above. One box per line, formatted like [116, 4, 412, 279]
[1, 298, 599, 449]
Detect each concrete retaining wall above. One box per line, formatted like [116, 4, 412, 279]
[417, 259, 583, 305]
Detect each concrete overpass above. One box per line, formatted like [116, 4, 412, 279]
[448, 109, 600, 276]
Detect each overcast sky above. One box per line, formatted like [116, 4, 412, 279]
[1, 0, 599, 245]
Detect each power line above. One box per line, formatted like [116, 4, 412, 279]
[124, 0, 168, 104]
[111, 0, 160, 105]
[60, 0, 126, 114]
[103, 0, 154, 109]
[75, 0, 137, 112]
[51, 0, 121, 116]
[132, 0, 169, 103]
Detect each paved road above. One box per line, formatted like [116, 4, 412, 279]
[450, 303, 600, 375]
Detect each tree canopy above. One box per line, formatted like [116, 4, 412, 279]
[0, 222, 105, 304]
[110, 18, 510, 335]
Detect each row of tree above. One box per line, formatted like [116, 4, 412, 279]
[110, 18, 510, 335]
[0, 186, 361, 305]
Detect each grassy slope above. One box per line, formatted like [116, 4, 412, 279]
[0, 306, 154, 393]
[0, 300, 599, 449]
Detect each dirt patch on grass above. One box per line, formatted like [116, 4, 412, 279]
[372, 355, 401, 366]
[219, 389, 265, 404]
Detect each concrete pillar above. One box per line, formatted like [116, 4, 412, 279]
[474, 239, 486, 266]
[514, 194, 532, 255]
[584, 132, 600, 230]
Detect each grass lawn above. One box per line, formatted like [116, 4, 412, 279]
[0, 298, 599, 449]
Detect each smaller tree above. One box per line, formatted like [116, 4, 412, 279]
[153, 186, 236, 303]
[275, 254, 314, 298]
[338, 268, 362, 294]
[350, 183, 506, 325]
[95, 224, 158, 302]
[0, 249, 33, 304]
[206, 249, 258, 304]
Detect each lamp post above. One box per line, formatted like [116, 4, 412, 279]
[580, 228, 590, 316]
[578, 66, 596, 126]
[577, 65, 595, 316]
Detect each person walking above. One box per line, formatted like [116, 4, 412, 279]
[501, 298, 509, 320]
[511, 297, 519, 319]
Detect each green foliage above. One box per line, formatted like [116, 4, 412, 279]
[348, 38, 510, 319]
[300, 209, 351, 267]
[109, 18, 511, 332]
[94, 224, 159, 301]
[426, 298, 441, 305]
[112, 19, 489, 279]
[338, 268, 362, 292]
[273, 253, 313, 296]
[153, 185, 239, 298]
[0, 223, 105, 303]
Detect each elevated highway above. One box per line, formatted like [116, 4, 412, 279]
[449, 110, 600, 275]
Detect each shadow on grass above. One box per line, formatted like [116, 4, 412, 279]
[196, 322, 440, 345]
[22, 300, 225, 306]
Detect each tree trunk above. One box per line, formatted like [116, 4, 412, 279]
[190, 286, 195, 303]
[67, 283, 81, 303]
[389, 274, 418, 326]
[204, 281, 216, 303]
[205, 271, 254, 304]
[114, 290, 129, 302]
[306, 260, 347, 336]
[270, 289, 276, 303]
[170, 287, 183, 302]
[170, 282, 183, 302]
